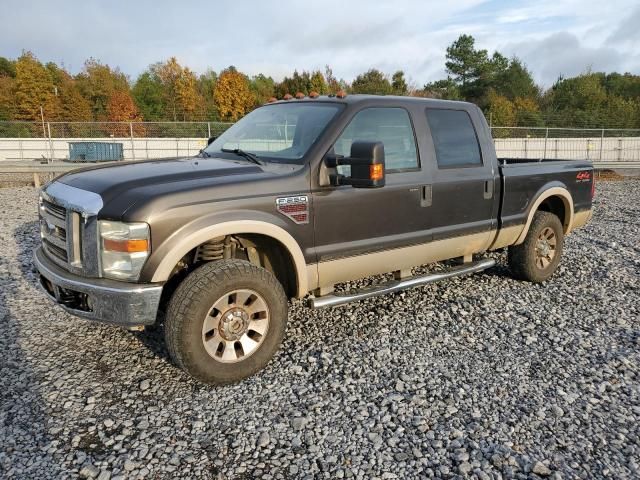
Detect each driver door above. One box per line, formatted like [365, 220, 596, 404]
[312, 106, 432, 266]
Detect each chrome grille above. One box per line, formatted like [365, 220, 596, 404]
[39, 183, 103, 276]
[40, 196, 81, 268]
[42, 238, 68, 262]
[42, 199, 66, 221]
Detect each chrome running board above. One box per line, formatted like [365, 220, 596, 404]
[308, 258, 496, 309]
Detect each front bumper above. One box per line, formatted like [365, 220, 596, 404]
[34, 247, 163, 327]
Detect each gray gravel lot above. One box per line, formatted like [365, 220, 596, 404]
[1, 180, 639, 480]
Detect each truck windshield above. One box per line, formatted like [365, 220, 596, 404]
[205, 103, 343, 163]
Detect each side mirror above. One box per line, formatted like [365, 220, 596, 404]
[326, 141, 385, 188]
[207, 136, 217, 146]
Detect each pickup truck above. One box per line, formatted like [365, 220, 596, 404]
[34, 94, 594, 384]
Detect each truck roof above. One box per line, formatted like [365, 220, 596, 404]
[267, 94, 476, 110]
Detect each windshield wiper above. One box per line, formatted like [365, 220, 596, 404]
[221, 148, 263, 165]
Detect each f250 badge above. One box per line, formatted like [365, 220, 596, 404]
[276, 196, 309, 224]
[576, 171, 591, 182]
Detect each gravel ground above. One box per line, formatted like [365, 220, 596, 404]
[1, 180, 639, 480]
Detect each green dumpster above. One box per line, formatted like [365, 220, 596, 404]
[68, 142, 124, 162]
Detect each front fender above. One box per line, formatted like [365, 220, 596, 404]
[143, 210, 311, 298]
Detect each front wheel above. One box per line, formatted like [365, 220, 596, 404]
[508, 211, 564, 283]
[165, 259, 288, 384]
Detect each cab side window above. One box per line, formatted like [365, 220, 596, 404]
[334, 107, 418, 172]
[426, 109, 482, 168]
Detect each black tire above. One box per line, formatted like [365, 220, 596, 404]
[165, 259, 287, 384]
[508, 211, 564, 283]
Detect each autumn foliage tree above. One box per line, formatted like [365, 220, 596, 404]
[175, 67, 201, 120]
[151, 57, 204, 121]
[214, 67, 254, 121]
[1, 48, 640, 129]
[13, 52, 58, 121]
[76, 59, 129, 120]
[107, 91, 144, 136]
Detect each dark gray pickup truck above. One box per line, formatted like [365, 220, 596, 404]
[34, 94, 594, 384]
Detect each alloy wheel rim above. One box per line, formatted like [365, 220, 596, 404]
[534, 227, 557, 269]
[201, 289, 270, 363]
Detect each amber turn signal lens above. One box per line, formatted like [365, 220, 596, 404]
[370, 164, 384, 181]
[103, 238, 149, 253]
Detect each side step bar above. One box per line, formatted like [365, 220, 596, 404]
[308, 258, 496, 309]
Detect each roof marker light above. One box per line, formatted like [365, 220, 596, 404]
[295, 92, 305, 99]
[336, 90, 347, 98]
[309, 91, 319, 98]
[283, 93, 293, 100]
[267, 97, 277, 103]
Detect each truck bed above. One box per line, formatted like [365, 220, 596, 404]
[498, 158, 593, 232]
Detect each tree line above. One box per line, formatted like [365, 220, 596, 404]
[0, 34, 639, 130]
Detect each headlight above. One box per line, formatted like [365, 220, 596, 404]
[99, 220, 150, 281]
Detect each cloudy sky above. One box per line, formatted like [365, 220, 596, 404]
[2, 0, 639, 87]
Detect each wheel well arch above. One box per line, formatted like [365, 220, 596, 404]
[514, 187, 574, 245]
[150, 221, 308, 298]
[233, 233, 298, 299]
[538, 196, 567, 228]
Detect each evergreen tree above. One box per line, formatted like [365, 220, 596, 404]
[132, 72, 165, 121]
[351, 69, 392, 95]
[392, 71, 408, 95]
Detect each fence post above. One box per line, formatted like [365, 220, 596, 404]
[617, 138, 622, 161]
[47, 122, 53, 163]
[207, 122, 211, 138]
[543, 128, 548, 160]
[129, 122, 136, 161]
[599, 129, 604, 162]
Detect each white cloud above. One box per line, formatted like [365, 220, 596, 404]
[0, 0, 638, 87]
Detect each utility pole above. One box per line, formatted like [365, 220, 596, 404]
[40, 106, 46, 137]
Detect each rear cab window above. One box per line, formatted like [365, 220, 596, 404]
[334, 107, 419, 173]
[425, 109, 483, 168]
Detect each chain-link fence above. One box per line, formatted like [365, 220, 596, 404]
[1, 121, 639, 167]
[0, 121, 233, 162]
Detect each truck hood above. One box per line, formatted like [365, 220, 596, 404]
[56, 156, 283, 219]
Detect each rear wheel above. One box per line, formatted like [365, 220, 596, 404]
[508, 211, 564, 283]
[165, 259, 287, 384]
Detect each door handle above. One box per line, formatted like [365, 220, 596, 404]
[484, 180, 494, 199]
[421, 185, 432, 207]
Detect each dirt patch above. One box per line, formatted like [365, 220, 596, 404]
[595, 169, 638, 181]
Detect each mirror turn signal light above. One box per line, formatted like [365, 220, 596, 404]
[103, 238, 149, 253]
[370, 164, 384, 181]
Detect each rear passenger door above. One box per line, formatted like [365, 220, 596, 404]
[424, 108, 498, 240]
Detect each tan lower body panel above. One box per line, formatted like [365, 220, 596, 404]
[488, 224, 525, 251]
[312, 231, 494, 290]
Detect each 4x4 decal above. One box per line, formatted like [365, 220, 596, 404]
[576, 171, 591, 182]
[276, 196, 309, 224]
